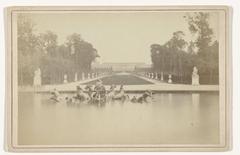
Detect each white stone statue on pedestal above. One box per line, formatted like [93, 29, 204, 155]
[88, 73, 91, 79]
[82, 73, 85, 80]
[63, 74, 68, 83]
[168, 74, 172, 83]
[74, 73, 78, 82]
[151, 73, 154, 79]
[33, 68, 41, 86]
[155, 73, 158, 80]
[192, 66, 199, 85]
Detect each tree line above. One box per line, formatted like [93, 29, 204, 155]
[18, 15, 99, 85]
[150, 12, 219, 84]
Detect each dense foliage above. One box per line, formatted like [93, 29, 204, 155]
[150, 13, 219, 84]
[18, 15, 99, 85]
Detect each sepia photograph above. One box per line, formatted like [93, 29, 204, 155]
[5, 6, 231, 152]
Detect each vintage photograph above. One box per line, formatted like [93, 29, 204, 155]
[5, 6, 231, 151]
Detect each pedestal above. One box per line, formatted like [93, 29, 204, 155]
[168, 74, 172, 83]
[63, 74, 68, 83]
[151, 73, 154, 79]
[155, 73, 158, 80]
[192, 75, 199, 85]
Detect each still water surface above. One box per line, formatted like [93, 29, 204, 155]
[18, 92, 219, 145]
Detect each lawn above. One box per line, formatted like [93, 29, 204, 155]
[83, 74, 153, 85]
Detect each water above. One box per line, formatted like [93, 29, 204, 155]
[18, 92, 219, 145]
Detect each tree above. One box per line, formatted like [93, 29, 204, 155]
[38, 31, 58, 56]
[150, 44, 161, 71]
[185, 12, 218, 83]
[165, 31, 187, 51]
[17, 15, 100, 85]
[208, 41, 219, 84]
[185, 12, 213, 54]
[17, 14, 39, 85]
[66, 33, 99, 73]
[164, 31, 187, 82]
[37, 31, 61, 84]
[150, 31, 200, 84]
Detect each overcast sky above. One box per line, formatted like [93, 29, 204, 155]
[25, 11, 219, 64]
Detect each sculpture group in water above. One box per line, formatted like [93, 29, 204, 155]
[50, 79, 153, 105]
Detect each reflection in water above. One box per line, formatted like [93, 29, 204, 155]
[191, 93, 200, 128]
[192, 93, 200, 106]
[18, 92, 219, 145]
[168, 93, 173, 104]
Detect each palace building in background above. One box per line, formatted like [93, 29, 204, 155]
[92, 61, 152, 72]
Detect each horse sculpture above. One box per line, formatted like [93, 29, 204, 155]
[105, 85, 129, 102]
[131, 90, 153, 103]
[50, 84, 152, 105]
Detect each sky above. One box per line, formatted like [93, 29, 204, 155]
[23, 11, 219, 64]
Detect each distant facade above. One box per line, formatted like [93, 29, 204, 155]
[92, 62, 151, 72]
